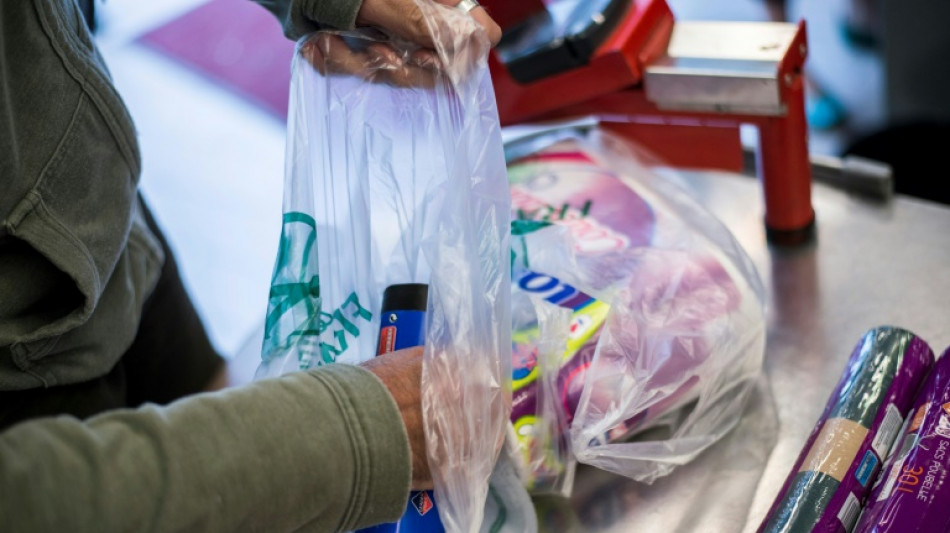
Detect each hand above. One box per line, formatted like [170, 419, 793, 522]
[303, 0, 502, 88]
[360, 346, 432, 490]
[357, 0, 502, 48]
[302, 33, 440, 88]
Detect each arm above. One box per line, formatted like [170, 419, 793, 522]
[253, 0, 364, 39]
[0, 364, 411, 532]
[253, 0, 501, 46]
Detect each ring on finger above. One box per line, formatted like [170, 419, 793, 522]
[456, 0, 480, 13]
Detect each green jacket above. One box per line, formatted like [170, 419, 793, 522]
[0, 0, 360, 391]
[0, 365, 412, 531]
[1, 0, 410, 530]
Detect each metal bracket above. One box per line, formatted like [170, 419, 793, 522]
[645, 22, 803, 115]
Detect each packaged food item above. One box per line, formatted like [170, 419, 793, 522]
[506, 130, 767, 486]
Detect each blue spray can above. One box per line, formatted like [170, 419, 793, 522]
[359, 284, 444, 533]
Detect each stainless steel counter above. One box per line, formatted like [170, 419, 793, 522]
[540, 170, 950, 532]
[232, 165, 950, 532]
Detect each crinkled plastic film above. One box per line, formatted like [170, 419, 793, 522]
[507, 128, 767, 485]
[510, 287, 575, 496]
[257, 4, 511, 531]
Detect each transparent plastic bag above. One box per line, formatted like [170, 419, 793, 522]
[507, 128, 767, 485]
[510, 287, 575, 496]
[257, 5, 512, 531]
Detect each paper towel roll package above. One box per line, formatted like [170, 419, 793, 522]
[854, 347, 950, 533]
[759, 327, 934, 533]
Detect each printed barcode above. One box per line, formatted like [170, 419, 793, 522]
[877, 459, 902, 502]
[885, 414, 913, 462]
[838, 492, 861, 532]
[872, 404, 903, 458]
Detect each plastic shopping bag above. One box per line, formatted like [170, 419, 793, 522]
[507, 128, 767, 488]
[257, 5, 512, 531]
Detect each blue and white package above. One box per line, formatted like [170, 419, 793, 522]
[360, 284, 443, 533]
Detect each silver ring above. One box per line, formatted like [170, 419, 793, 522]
[456, 0, 480, 13]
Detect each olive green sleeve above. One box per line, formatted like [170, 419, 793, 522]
[254, 0, 365, 40]
[0, 364, 411, 532]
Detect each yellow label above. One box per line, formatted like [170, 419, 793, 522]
[911, 403, 930, 433]
[564, 300, 610, 355]
[511, 300, 609, 391]
[800, 417, 869, 482]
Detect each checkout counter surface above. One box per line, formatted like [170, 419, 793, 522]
[229, 166, 950, 532]
[546, 169, 950, 532]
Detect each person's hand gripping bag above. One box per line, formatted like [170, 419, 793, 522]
[507, 129, 767, 485]
[256, 4, 513, 532]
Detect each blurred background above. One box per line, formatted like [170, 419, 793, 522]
[86, 0, 949, 365]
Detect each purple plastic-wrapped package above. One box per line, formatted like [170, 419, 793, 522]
[759, 327, 934, 533]
[854, 348, 950, 533]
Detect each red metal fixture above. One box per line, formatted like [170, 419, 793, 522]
[483, 0, 815, 244]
